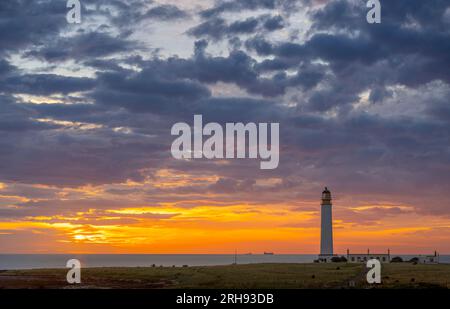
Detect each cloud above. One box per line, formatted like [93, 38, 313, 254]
[0, 0, 68, 55]
[1, 74, 95, 95]
[262, 15, 285, 31]
[26, 31, 142, 63]
[142, 4, 189, 21]
[200, 0, 277, 18]
[0, 0, 449, 236]
[91, 68, 212, 113]
[189, 15, 285, 40]
[0, 94, 61, 132]
[0, 59, 16, 75]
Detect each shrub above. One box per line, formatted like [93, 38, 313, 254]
[391, 256, 403, 263]
[331, 256, 347, 263]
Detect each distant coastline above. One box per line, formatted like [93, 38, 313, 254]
[1, 254, 449, 270]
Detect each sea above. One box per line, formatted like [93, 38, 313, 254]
[0, 254, 449, 270]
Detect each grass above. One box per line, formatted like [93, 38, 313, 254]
[1, 263, 449, 289]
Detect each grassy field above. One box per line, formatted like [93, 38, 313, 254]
[1, 263, 449, 289]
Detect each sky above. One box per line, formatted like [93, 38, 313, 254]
[0, 0, 449, 254]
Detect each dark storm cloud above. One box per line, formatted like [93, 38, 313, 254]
[189, 15, 285, 40]
[286, 62, 328, 90]
[312, 0, 450, 32]
[427, 102, 450, 122]
[0, 95, 60, 132]
[86, 44, 288, 104]
[241, 0, 450, 111]
[0, 60, 16, 75]
[0, 74, 95, 95]
[0, 94, 174, 186]
[81, 1, 188, 30]
[245, 36, 276, 56]
[188, 18, 229, 40]
[26, 32, 141, 63]
[83, 59, 126, 71]
[195, 97, 285, 124]
[368, 86, 393, 104]
[0, 0, 448, 221]
[91, 69, 212, 113]
[0, 124, 168, 186]
[279, 111, 450, 210]
[0, 0, 67, 55]
[121, 42, 308, 98]
[262, 15, 285, 31]
[142, 4, 189, 21]
[200, 0, 277, 18]
[228, 18, 259, 34]
[246, 34, 381, 67]
[26, 103, 106, 120]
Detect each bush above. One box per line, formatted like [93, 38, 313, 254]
[409, 257, 419, 263]
[331, 256, 348, 263]
[391, 256, 403, 263]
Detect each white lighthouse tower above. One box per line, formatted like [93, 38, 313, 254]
[320, 187, 334, 259]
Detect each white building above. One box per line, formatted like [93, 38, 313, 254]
[346, 249, 391, 263]
[412, 252, 440, 264]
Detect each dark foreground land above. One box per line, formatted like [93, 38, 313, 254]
[1, 263, 449, 289]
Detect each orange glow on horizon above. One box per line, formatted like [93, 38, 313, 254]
[1, 173, 450, 254]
